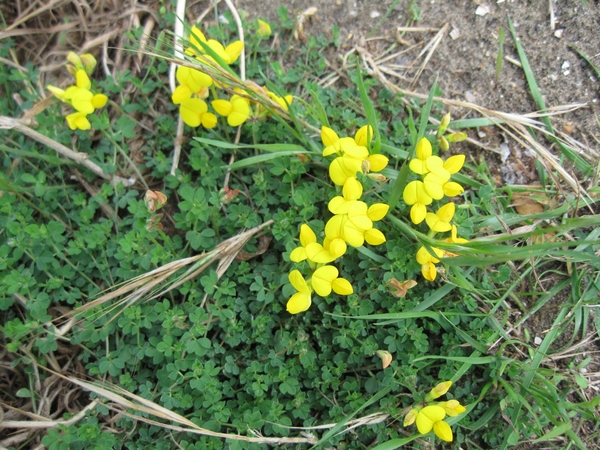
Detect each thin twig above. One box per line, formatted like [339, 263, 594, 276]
[0, 116, 134, 186]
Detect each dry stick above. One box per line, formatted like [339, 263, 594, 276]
[169, 0, 187, 175]
[0, 116, 134, 186]
[68, 377, 319, 444]
[0, 401, 98, 429]
[223, 0, 245, 81]
[410, 24, 448, 89]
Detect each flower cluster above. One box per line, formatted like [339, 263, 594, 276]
[403, 381, 466, 442]
[47, 52, 108, 131]
[286, 125, 390, 314]
[402, 117, 469, 281]
[172, 25, 292, 129]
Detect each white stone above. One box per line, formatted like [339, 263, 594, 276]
[534, 336, 543, 345]
[476, 5, 490, 15]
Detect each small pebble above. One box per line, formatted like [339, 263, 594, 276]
[475, 5, 490, 16]
[554, 29, 564, 38]
[534, 336, 543, 345]
[370, 10, 381, 18]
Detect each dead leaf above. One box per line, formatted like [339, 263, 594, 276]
[512, 191, 544, 215]
[386, 279, 417, 298]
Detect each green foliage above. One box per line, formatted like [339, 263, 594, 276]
[1, 8, 599, 450]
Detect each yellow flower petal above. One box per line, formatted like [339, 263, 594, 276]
[287, 291, 311, 314]
[321, 126, 339, 147]
[415, 405, 446, 435]
[444, 154, 465, 174]
[367, 154, 389, 172]
[290, 247, 308, 262]
[409, 158, 429, 175]
[354, 125, 374, 147]
[172, 84, 193, 104]
[180, 98, 208, 127]
[367, 203, 389, 221]
[227, 97, 250, 126]
[289, 270, 310, 294]
[75, 69, 91, 90]
[329, 156, 363, 186]
[442, 399, 467, 417]
[343, 177, 363, 201]
[306, 243, 336, 264]
[415, 137, 432, 160]
[430, 381, 452, 398]
[212, 99, 233, 117]
[410, 203, 427, 225]
[422, 262, 437, 281]
[365, 228, 386, 245]
[201, 112, 218, 129]
[443, 181, 464, 197]
[347, 201, 372, 230]
[324, 237, 347, 258]
[325, 214, 346, 240]
[403, 180, 432, 206]
[299, 224, 317, 246]
[312, 265, 338, 297]
[91, 93, 108, 109]
[342, 221, 366, 247]
[332, 277, 353, 295]
[65, 112, 91, 131]
[225, 40, 244, 63]
[47, 85, 66, 101]
[433, 420, 453, 442]
[328, 196, 352, 215]
[70, 88, 94, 114]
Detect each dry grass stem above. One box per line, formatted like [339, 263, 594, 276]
[0, 116, 134, 186]
[69, 220, 274, 326]
[0, 401, 98, 429]
[67, 377, 319, 444]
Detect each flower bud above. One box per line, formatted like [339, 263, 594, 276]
[145, 190, 168, 212]
[437, 112, 451, 137]
[257, 20, 272, 37]
[446, 132, 467, 143]
[79, 53, 98, 74]
[438, 136, 449, 151]
[426, 381, 452, 401]
[374, 350, 393, 369]
[366, 173, 388, 183]
[219, 186, 240, 204]
[403, 408, 420, 426]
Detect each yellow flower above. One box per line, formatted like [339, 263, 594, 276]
[354, 124, 374, 147]
[415, 405, 452, 442]
[409, 137, 433, 174]
[257, 19, 272, 37]
[416, 246, 444, 282]
[328, 178, 363, 215]
[212, 95, 251, 126]
[286, 270, 312, 314]
[311, 265, 353, 297]
[425, 202, 455, 232]
[179, 98, 217, 128]
[329, 156, 363, 186]
[366, 154, 389, 172]
[404, 408, 420, 427]
[428, 381, 452, 399]
[403, 180, 432, 225]
[440, 399, 466, 417]
[290, 224, 317, 262]
[187, 26, 244, 65]
[65, 112, 91, 131]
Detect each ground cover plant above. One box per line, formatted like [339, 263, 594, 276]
[1, 1, 600, 449]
